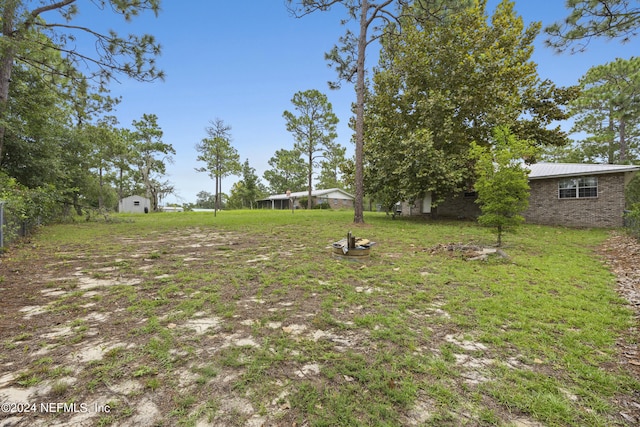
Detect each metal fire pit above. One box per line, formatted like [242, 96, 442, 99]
[332, 231, 375, 260]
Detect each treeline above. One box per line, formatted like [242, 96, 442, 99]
[0, 2, 166, 242]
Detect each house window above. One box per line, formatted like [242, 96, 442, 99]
[134, 201, 140, 206]
[559, 177, 598, 199]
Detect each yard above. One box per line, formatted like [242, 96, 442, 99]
[0, 210, 638, 426]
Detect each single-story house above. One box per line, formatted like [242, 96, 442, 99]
[399, 162, 640, 228]
[257, 188, 355, 210]
[524, 162, 639, 227]
[119, 195, 151, 214]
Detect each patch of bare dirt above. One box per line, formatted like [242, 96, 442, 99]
[0, 227, 639, 426]
[427, 242, 510, 261]
[598, 232, 640, 424]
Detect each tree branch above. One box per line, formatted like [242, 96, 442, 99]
[366, 0, 395, 28]
[286, 0, 344, 18]
[30, 0, 76, 19]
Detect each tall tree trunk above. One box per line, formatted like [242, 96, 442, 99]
[98, 166, 104, 210]
[353, 0, 368, 224]
[0, 1, 18, 163]
[308, 150, 313, 209]
[214, 149, 220, 217]
[118, 167, 123, 202]
[214, 176, 218, 217]
[619, 117, 627, 162]
[607, 112, 615, 164]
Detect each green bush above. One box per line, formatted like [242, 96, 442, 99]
[625, 203, 640, 239]
[313, 202, 331, 210]
[0, 172, 64, 245]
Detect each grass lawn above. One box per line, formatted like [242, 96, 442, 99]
[0, 209, 637, 426]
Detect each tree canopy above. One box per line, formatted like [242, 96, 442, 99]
[546, 0, 640, 53]
[0, 0, 165, 231]
[227, 159, 267, 209]
[195, 118, 241, 216]
[283, 89, 339, 209]
[131, 113, 175, 211]
[263, 148, 307, 194]
[364, 0, 573, 207]
[0, 0, 164, 159]
[471, 126, 536, 246]
[287, 0, 404, 223]
[570, 56, 640, 164]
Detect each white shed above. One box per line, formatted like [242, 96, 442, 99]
[119, 195, 151, 214]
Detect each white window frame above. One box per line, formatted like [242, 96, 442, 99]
[558, 176, 598, 199]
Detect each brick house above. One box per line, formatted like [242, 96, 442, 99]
[400, 163, 640, 228]
[257, 188, 354, 210]
[523, 163, 639, 227]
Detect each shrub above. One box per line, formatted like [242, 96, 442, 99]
[625, 203, 640, 239]
[313, 202, 331, 210]
[0, 172, 64, 246]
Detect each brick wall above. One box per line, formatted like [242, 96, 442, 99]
[433, 193, 481, 219]
[523, 173, 626, 227]
[322, 198, 354, 209]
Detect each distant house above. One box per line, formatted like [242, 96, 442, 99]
[119, 195, 151, 214]
[400, 163, 640, 228]
[160, 206, 184, 212]
[257, 188, 355, 210]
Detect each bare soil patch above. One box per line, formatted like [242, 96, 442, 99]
[598, 232, 640, 423]
[0, 226, 638, 426]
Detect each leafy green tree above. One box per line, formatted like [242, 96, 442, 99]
[287, 0, 474, 223]
[569, 56, 640, 164]
[263, 148, 307, 194]
[195, 118, 241, 216]
[1, 60, 70, 188]
[226, 182, 245, 210]
[110, 128, 137, 202]
[338, 157, 355, 194]
[0, 0, 163, 160]
[0, 171, 64, 240]
[227, 159, 266, 209]
[471, 127, 536, 247]
[627, 175, 640, 207]
[131, 113, 175, 211]
[283, 89, 339, 208]
[317, 143, 347, 189]
[546, 0, 640, 53]
[195, 191, 216, 209]
[512, 80, 580, 154]
[286, 0, 399, 223]
[364, 0, 570, 207]
[85, 116, 124, 211]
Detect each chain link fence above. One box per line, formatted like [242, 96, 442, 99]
[624, 208, 640, 240]
[0, 200, 39, 251]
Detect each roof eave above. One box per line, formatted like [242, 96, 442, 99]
[529, 167, 640, 180]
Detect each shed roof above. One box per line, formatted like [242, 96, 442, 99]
[528, 163, 640, 180]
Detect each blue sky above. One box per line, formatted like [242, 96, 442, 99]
[75, 1, 640, 205]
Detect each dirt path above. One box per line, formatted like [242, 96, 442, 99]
[598, 232, 640, 424]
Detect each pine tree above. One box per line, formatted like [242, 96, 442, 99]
[570, 57, 640, 164]
[195, 119, 241, 216]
